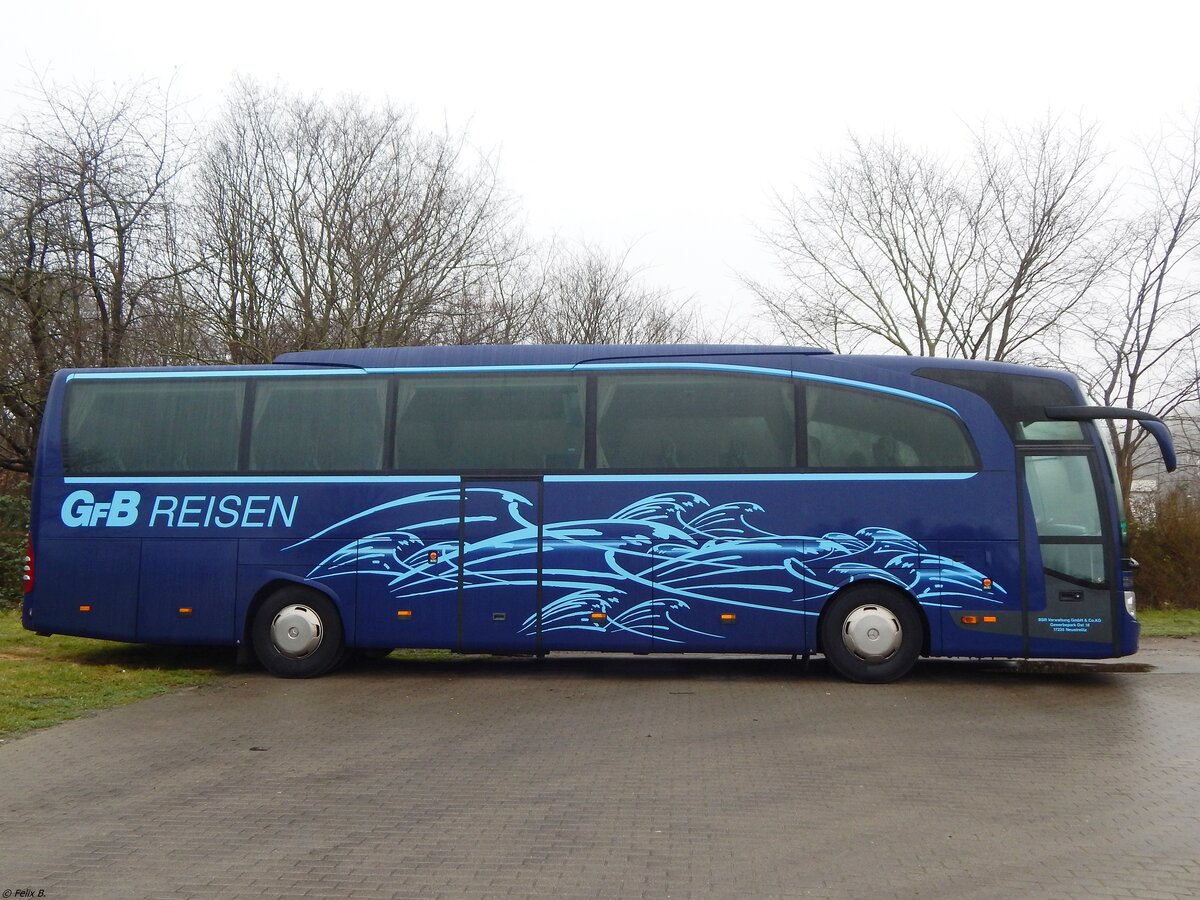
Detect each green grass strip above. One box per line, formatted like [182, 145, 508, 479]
[1138, 608, 1200, 638]
[0, 608, 237, 739]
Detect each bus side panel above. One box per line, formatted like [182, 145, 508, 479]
[652, 538, 810, 654]
[348, 492, 462, 651]
[539, 475, 1022, 657]
[541, 478, 812, 654]
[30, 538, 141, 641]
[239, 483, 462, 651]
[934, 541, 1023, 658]
[780, 476, 1021, 660]
[541, 480, 654, 652]
[137, 539, 238, 644]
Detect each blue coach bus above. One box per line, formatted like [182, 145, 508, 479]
[21, 344, 1176, 682]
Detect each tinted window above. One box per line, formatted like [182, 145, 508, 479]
[394, 375, 585, 471]
[596, 373, 795, 469]
[1024, 455, 1102, 538]
[806, 383, 976, 470]
[1015, 420, 1085, 441]
[917, 367, 1081, 440]
[65, 378, 243, 474]
[1024, 454, 1106, 584]
[249, 377, 387, 472]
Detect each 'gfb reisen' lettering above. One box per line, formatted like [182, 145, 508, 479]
[60, 490, 140, 527]
[60, 490, 298, 529]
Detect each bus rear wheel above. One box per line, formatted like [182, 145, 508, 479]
[820, 586, 923, 683]
[252, 587, 345, 678]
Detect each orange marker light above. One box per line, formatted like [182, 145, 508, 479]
[79, 605, 91, 613]
[961, 615, 978, 625]
[983, 615, 997, 624]
[178, 607, 193, 616]
[396, 610, 413, 619]
[590, 612, 607, 621]
[720, 613, 737, 622]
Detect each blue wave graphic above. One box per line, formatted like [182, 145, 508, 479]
[297, 490, 1004, 644]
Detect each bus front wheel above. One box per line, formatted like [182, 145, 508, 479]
[252, 587, 346, 678]
[820, 586, 923, 683]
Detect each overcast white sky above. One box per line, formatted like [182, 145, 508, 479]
[4, 0, 1199, 334]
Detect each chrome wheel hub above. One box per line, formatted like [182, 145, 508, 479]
[841, 604, 902, 662]
[270, 604, 323, 659]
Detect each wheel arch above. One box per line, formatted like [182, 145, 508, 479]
[815, 578, 930, 657]
[240, 576, 352, 651]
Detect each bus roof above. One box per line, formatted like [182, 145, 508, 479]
[271, 344, 1077, 384]
[273, 344, 831, 368]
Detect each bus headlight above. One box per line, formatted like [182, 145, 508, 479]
[1124, 591, 1137, 619]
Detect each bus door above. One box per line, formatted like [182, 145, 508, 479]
[458, 479, 542, 653]
[1020, 450, 1114, 652]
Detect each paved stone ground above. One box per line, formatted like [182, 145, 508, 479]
[2, 639, 1200, 899]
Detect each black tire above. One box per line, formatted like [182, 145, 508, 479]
[820, 585, 923, 684]
[251, 586, 346, 678]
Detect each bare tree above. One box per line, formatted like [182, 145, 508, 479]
[750, 119, 1117, 362]
[188, 79, 519, 361]
[531, 242, 695, 345]
[0, 75, 189, 471]
[183, 83, 287, 362]
[1077, 114, 1200, 498]
[432, 229, 547, 345]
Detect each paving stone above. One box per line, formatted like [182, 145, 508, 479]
[1, 644, 1199, 897]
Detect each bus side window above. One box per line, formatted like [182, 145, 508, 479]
[595, 372, 795, 470]
[64, 379, 243, 475]
[804, 383, 976, 471]
[394, 375, 585, 472]
[248, 378, 387, 473]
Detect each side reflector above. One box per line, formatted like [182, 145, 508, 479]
[178, 607, 193, 617]
[961, 615, 978, 625]
[396, 610, 413, 619]
[590, 612, 607, 621]
[79, 605, 92, 613]
[983, 615, 997, 624]
[720, 613, 737, 622]
[22, 533, 33, 594]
